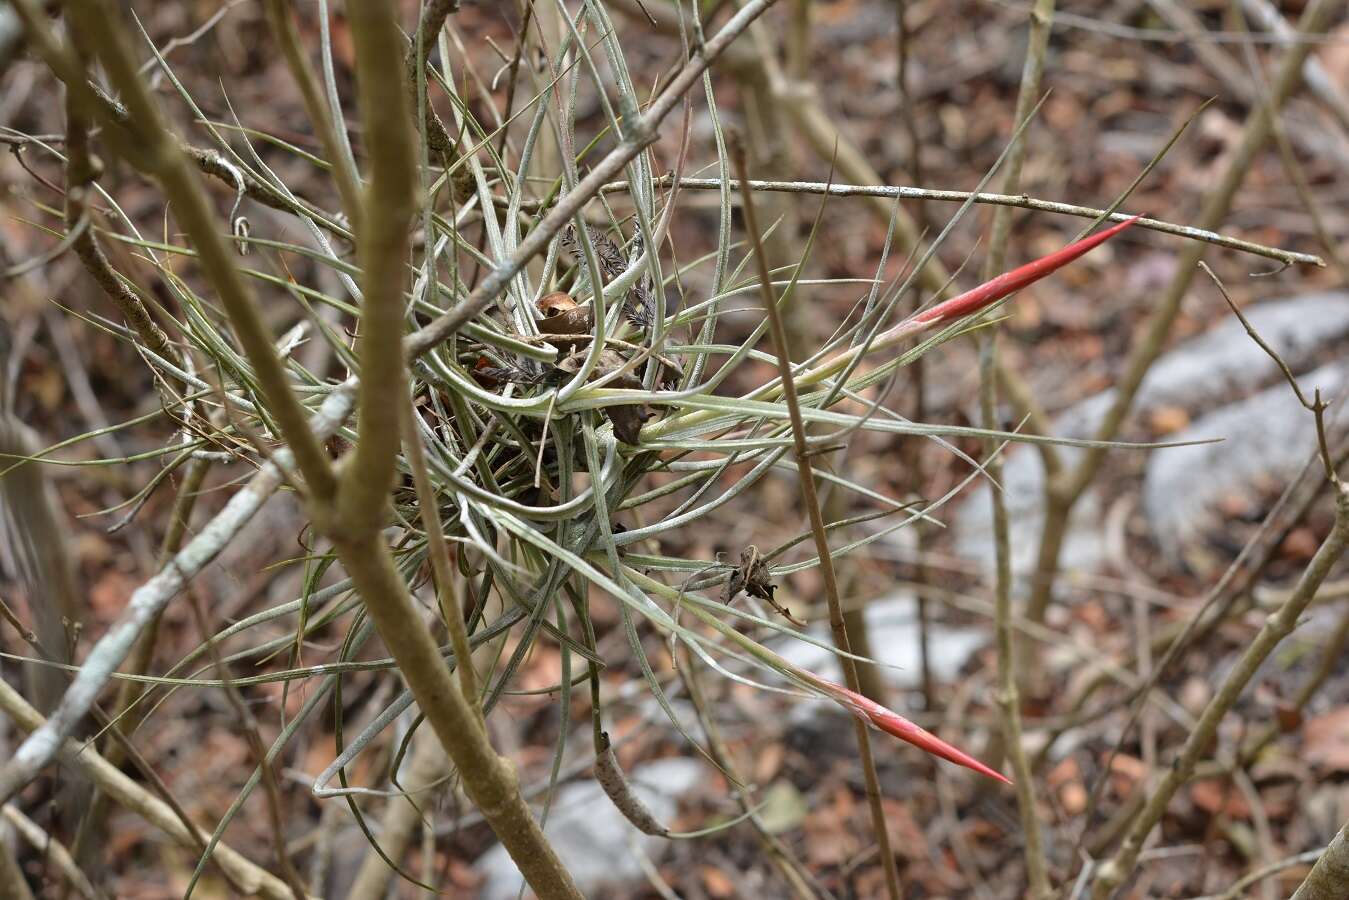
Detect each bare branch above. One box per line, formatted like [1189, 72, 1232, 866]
[600, 177, 1323, 268]
[977, 1, 1055, 896]
[1292, 820, 1349, 900]
[1026, 0, 1342, 631]
[336, 0, 419, 528]
[15, 0, 341, 499]
[1091, 486, 1349, 898]
[729, 130, 905, 900]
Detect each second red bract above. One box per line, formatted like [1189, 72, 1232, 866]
[911, 215, 1143, 331]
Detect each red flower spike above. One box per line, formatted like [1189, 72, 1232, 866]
[912, 215, 1143, 329]
[828, 682, 1012, 784]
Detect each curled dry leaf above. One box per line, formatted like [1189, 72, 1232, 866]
[537, 290, 578, 318]
[606, 403, 653, 446]
[536, 290, 593, 340]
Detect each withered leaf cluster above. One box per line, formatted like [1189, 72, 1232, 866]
[722, 545, 804, 626]
[560, 222, 656, 328]
[555, 347, 651, 444]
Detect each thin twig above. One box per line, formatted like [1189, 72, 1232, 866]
[1239, 0, 1349, 132]
[1091, 318, 1349, 900]
[61, 40, 173, 363]
[0, 822, 34, 900]
[185, 589, 307, 900]
[977, 1, 1055, 896]
[404, 0, 469, 189]
[678, 646, 828, 900]
[1024, 0, 1341, 633]
[1199, 262, 1315, 409]
[1071, 435, 1348, 864]
[263, 0, 363, 227]
[729, 129, 904, 900]
[1228, 3, 1349, 280]
[895, 0, 925, 224]
[1, 804, 99, 900]
[1192, 848, 1325, 900]
[70, 455, 212, 868]
[345, 731, 453, 900]
[1241, 594, 1349, 763]
[1198, 263, 1340, 480]
[596, 177, 1323, 267]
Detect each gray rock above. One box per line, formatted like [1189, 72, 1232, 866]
[773, 592, 985, 686]
[1143, 361, 1349, 557]
[1057, 292, 1349, 439]
[953, 293, 1349, 580]
[953, 444, 1104, 582]
[476, 757, 704, 900]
